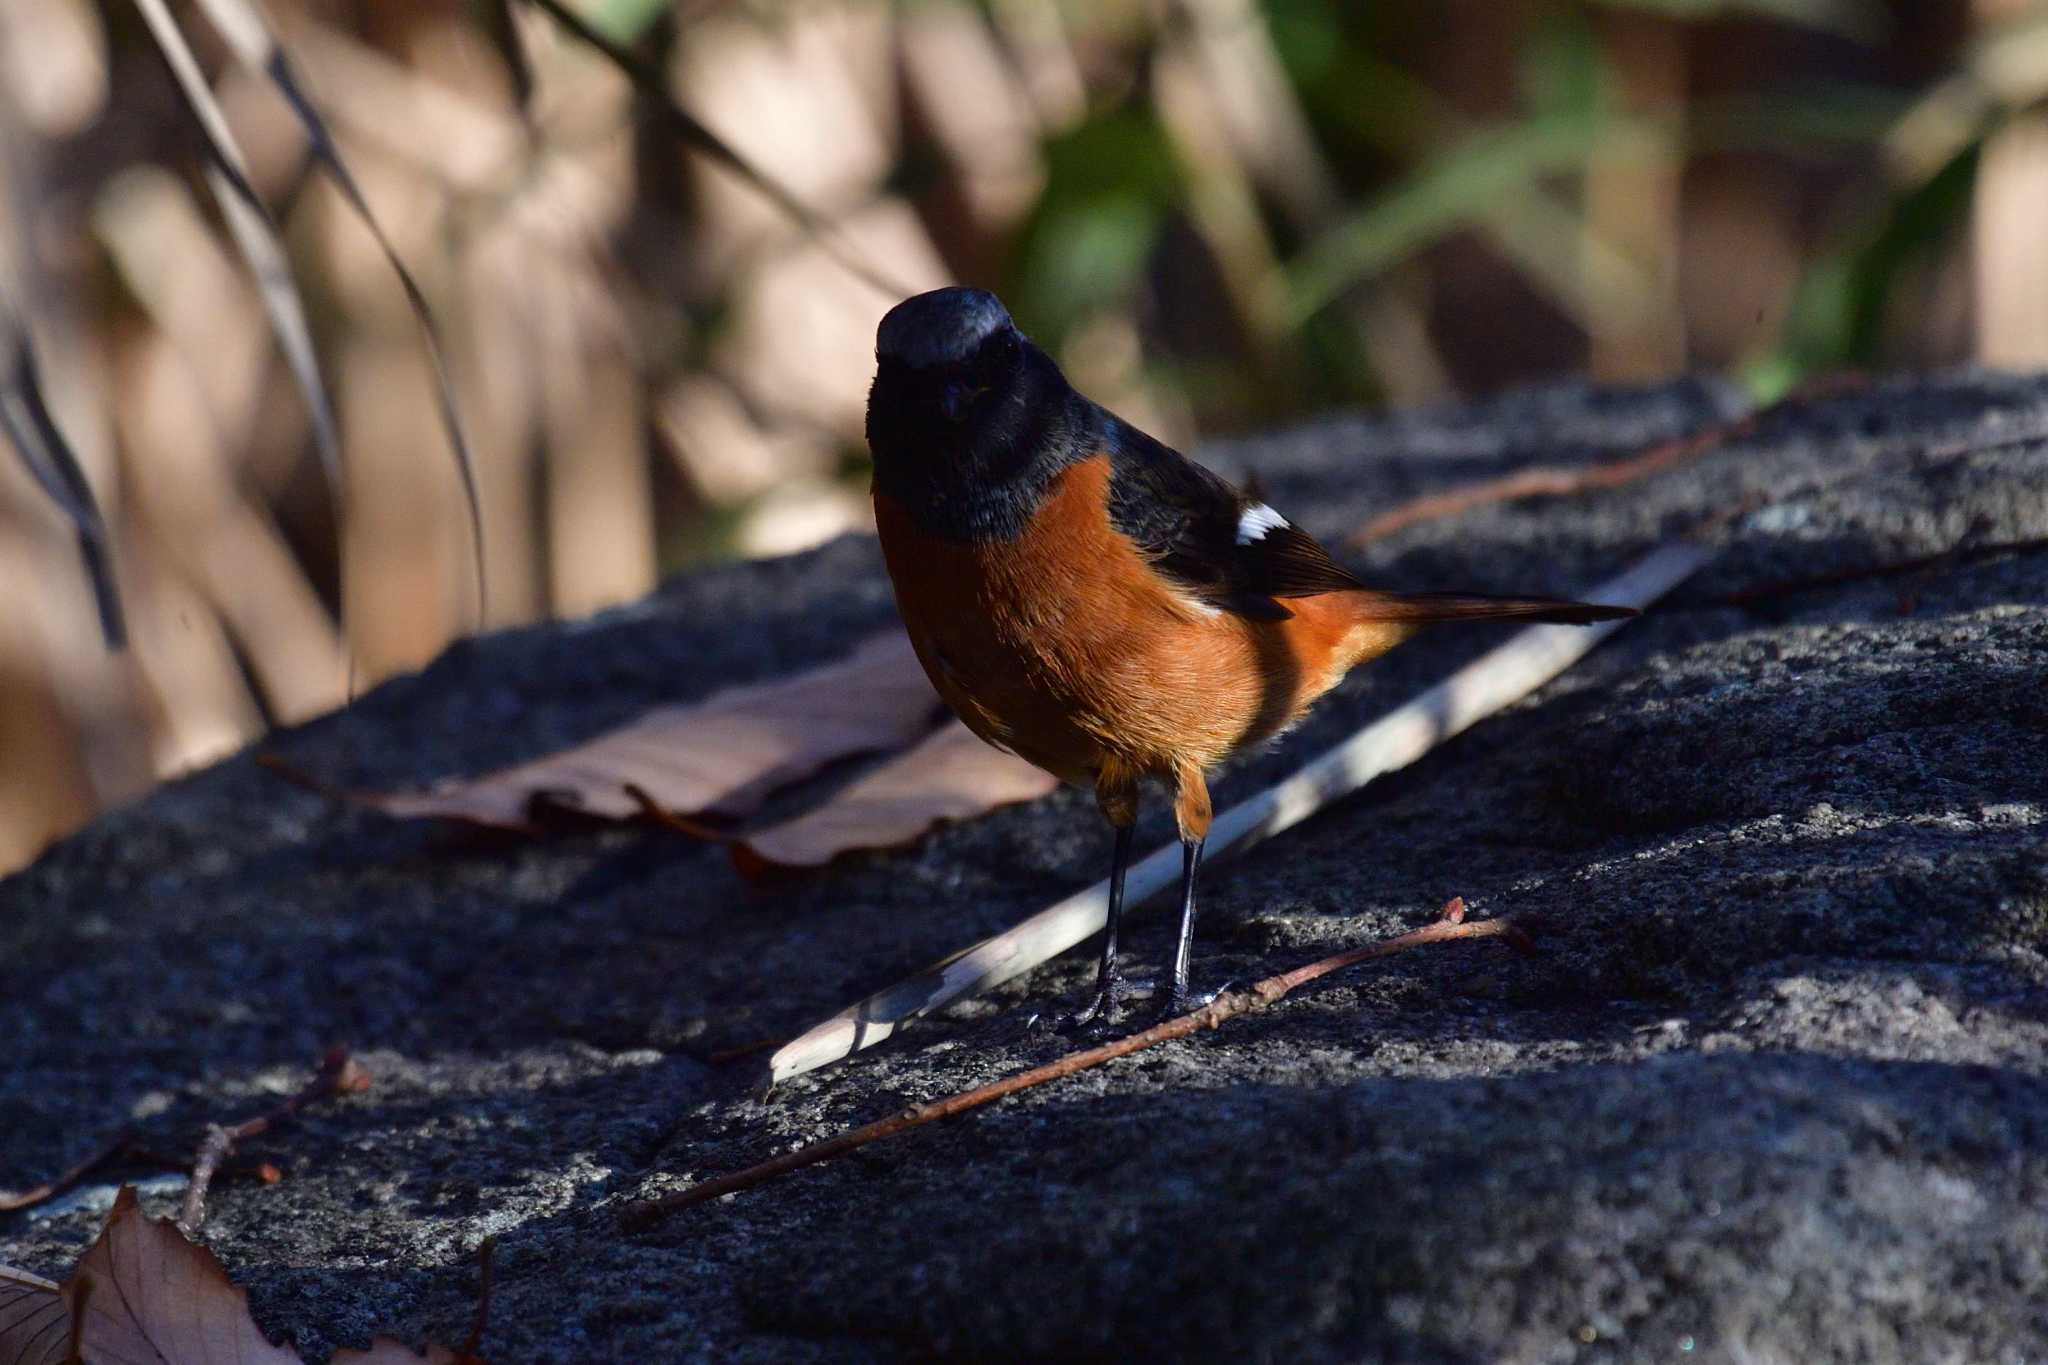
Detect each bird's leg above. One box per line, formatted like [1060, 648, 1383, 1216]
[1063, 768, 1144, 1030]
[1161, 764, 1221, 1016]
[1063, 823, 1137, 1029]
[1164, 836, 1207, 1012]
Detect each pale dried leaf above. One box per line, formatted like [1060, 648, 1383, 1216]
[0, 1262, 68, 1365]
[364, 631, 942, 829]
[739, 720, 1060, 869]
[63, 1186, 304, 1364]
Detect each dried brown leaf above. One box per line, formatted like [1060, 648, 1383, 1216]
[335, 629, 1065, 865]
[738, 720, 1060, 870]
[0, 1262, 68, 1365]
[361, 631, 943, 830]
[24, 1189, 479, 1365]
[63, 1186, 303, 1364]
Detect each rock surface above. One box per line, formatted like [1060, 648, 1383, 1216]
[5, 374, 2047, 1363]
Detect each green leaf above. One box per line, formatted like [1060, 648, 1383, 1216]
[1757, 136, 1983, 392]
[1283, 83, 1905, 327]
[1519, 8, 1608, 119]
[590, 0, 674, 44]
[1038, 106, 1184, 203]
[1263, 0, 1344, 88]
[1281, 110, 1610, 328]
[1008, 110, 1183, 343]
[1015, 196, 1167, 342]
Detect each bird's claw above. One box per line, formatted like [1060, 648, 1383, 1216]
[1058, 973, 1155, 1033]
[1157, 979, 1231, 1019]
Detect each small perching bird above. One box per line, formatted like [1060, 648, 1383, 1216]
[864, 288, 1632, 1025]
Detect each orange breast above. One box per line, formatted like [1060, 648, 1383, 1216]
[874, 455, 1410, 784]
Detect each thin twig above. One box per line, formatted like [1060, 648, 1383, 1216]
[1, 1138, 283, 1217]
[179, 1048, 371, 1233]
[1346, 375, 1868, 547]
[1349, 425, 1737, 545]
[183, 1128, 236, 1232]
[622, 908, 1523, 1228]
[0, 1131, 135, 1214]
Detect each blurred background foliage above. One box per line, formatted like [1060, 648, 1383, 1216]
[2, 0, 2046, 872]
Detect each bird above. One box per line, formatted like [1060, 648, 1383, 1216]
[864, 286, 1632, 1027]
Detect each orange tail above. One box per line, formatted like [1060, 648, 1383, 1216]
[1345, 590, 1636, 626]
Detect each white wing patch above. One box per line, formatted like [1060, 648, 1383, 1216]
[1236, 503, 1289, 544]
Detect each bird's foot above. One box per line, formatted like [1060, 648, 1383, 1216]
[1058, 972, 1154, 1033]
[1156, 979, 1231, 1020]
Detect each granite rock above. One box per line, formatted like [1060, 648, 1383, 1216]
[4, 373, 2046, 1363]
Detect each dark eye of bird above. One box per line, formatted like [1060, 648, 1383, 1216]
[939, 382, 973, 423]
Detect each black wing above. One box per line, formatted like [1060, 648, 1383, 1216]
[1102, 416, 1359, 620]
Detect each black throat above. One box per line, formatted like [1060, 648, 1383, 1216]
[867, 338, 1100, 543]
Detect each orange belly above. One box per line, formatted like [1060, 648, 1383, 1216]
[874, 455, 1410, 786]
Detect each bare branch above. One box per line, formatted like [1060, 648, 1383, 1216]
[179, 1048, 371, 1233]
[623, 905, 1521, 1227]
[1346, 375, 1869, 547]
